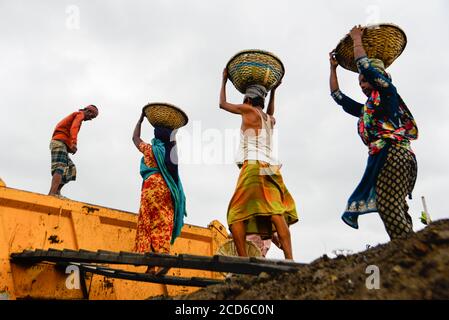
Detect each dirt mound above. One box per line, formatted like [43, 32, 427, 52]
[178, 219, 449, 300]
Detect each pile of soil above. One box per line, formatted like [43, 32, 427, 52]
[177, 219, 449, 300]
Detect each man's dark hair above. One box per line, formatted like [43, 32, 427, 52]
[244, 97, 265, 109]
[79, 105, 98, 112]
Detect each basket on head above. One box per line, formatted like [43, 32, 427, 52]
[226, 49, 285, 94]
[142, 103, 188, 130]
[216, 239, 262, 258]
[335, 23, 407, 73]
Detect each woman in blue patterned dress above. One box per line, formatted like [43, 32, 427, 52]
[329, 26, 418, 239]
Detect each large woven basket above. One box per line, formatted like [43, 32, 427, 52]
[143, 103, 188, 130]
[226, 49, 285, 94]
[335, 23, 407, 72]
[216, 239, 262, 257]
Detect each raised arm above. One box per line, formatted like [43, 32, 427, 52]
[266, 79, 281, 116]
[132, 112, 145, 149]
[329, 51, 363, 117]
[329, 51, 340, 93]
[350, 25, 366, 62]
[350, 26, 396, 93]
[219, 68, 245, 114]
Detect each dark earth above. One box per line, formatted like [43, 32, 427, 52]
[172, 219, 449, 300]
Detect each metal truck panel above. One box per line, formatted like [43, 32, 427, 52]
[0, 183, 228, 300]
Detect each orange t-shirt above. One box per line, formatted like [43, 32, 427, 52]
[51, 111, 85, 150]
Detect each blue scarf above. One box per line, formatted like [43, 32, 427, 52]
[140, 138, 187, 244]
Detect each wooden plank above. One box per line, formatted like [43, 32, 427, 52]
[11, 249, 301, 276]
[76, 263, 223, 287]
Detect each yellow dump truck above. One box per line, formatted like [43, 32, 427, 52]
[0, 179, 230, 300]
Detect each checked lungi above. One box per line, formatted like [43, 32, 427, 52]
[50, 139, 76, 184]
[227, 160, 298, 239]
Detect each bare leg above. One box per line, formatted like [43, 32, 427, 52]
[57, 183, 64, 195]
[230, 221, 247, 257]
[271, 215, 293, 260]
[49, 173, 62, 195]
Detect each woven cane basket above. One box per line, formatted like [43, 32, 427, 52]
[335, 23, 407, 72]
[226, 49, 285, 94]
[143, 103, 188, 130]
[216, 239, 262, 258]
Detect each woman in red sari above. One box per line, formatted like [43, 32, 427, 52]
[132, 111, 186, 273]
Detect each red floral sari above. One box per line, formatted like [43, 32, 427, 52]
[134, 142, 174, 254]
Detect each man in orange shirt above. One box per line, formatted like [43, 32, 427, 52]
[49, 105, 98, 196]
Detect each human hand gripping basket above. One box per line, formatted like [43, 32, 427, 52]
[226, 49, 285, 94]
[142, 103, 188, 130]
[335, 23, 407, 72]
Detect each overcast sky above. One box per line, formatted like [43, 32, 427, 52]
[1, 0, 448, 262]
